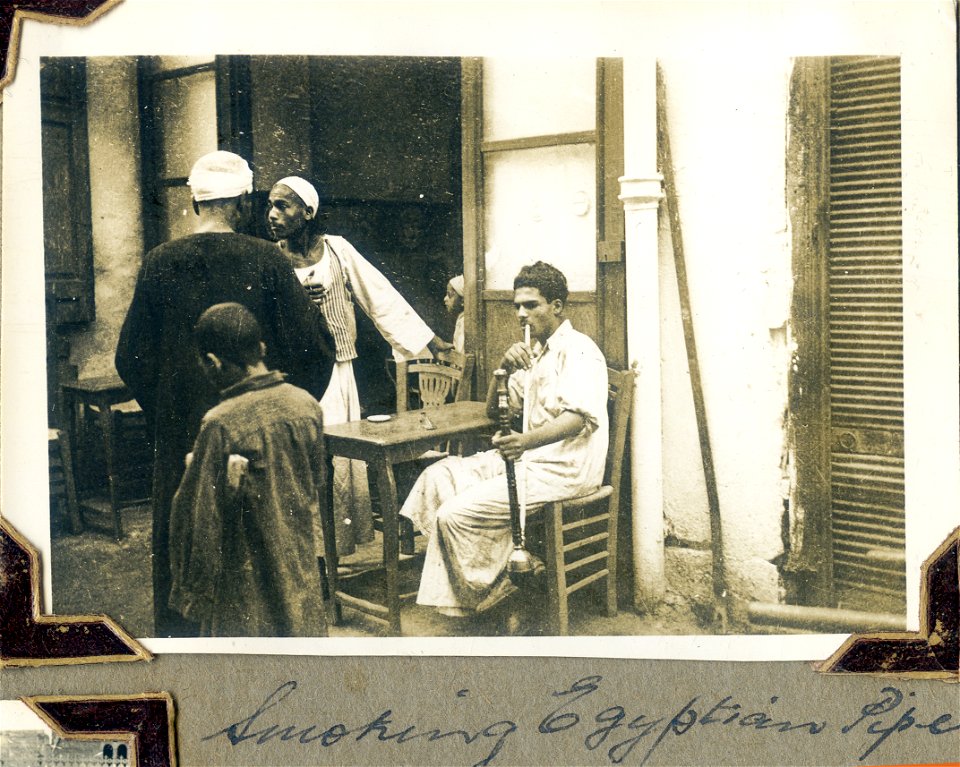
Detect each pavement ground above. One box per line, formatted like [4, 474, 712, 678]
[51, 503, 711, 639]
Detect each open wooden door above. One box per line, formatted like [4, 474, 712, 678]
[460, 57, 631, 604]
[461, 58, 624, 384]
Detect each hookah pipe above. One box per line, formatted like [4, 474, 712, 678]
[494, 342, 544, 587]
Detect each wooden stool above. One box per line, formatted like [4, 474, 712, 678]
[61, 375, 149, 540]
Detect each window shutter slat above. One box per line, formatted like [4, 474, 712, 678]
[827, 56, 905, 600]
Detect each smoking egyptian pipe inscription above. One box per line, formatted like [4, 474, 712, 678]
[204, 676, 959, 766]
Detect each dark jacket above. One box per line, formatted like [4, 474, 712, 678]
[168, 371, 328, 637]
[115, 231, 335, 635]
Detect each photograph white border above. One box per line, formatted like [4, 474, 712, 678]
[2, 0, 957, 660]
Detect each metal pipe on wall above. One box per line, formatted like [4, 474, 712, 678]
[747, 602, 907, 633]
[619, 57, 666, 610]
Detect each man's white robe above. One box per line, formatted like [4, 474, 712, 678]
[283, 234, 435, 554]
[401, 320, 609, 612]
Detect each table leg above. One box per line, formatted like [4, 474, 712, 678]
[318, 451, 341, 625]
[97, 402, 123, 540]
[373, 456, 402, 636]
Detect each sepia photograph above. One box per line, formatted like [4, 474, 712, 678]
[35, 52, 913, 641]
[2, 2, 957, 659]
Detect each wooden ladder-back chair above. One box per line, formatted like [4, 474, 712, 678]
[381, 352, 476, 554]
[396, 351, 476, 459]
[395, 351, 475, 412]
[531, 366, 636, 636]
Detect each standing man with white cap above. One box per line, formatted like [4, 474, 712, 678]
[116, 152, 336, 637]
[266, 176, 452, 556]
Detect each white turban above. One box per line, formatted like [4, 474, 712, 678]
[276, 176, 320, 214]
[449, 275, 465, 296]
[187, 151, 253, 202]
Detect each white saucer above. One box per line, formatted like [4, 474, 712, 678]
[366, 414, 392, 423]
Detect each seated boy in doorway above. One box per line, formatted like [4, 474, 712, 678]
[168, 302, 329, 637]
[445, 274, 465, 354]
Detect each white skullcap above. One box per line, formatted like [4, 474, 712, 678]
[187, 151, 253, 202]
[275, 176, 320, 214]
[449, 275, 465, 296]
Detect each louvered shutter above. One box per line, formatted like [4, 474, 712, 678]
[41, 58, 95, 326]
[827, 57, 905, 602]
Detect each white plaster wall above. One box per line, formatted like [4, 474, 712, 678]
[68, 57, 143, 379]
[659, 210, 709, 546]
[899, 42, 959, 625]
[657, 58, 794, 603]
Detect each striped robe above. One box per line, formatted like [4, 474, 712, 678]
[279, 234, 436, 555]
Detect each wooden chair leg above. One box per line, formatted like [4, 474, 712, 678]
[399, 516, 416, 556]
[604, 567, 618, 618]
[100, 405, 123, 540]
[543, 502, 569, 636]
[605, 502, 618, 618]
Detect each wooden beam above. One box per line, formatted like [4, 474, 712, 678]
[481, 130, 596, 154]
[785, 57, 834, 606]
[460, 58, 484, 383]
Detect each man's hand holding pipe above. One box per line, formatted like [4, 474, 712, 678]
[493, 411, 587, 461]
[500, 341, 534, 372]
[492, 429, 527, 461]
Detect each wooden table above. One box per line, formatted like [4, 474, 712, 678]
[61, 374, 144, 539]
[323, 400, 495, 635]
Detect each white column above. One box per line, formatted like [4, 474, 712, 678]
[619, 58, 665, 610]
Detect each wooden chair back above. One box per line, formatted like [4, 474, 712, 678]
[603, 366, 636, 503]
[396, 352, 474, 412]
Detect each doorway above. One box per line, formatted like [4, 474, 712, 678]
[307, 56, 463, 412]
[138, 55, 464, 414]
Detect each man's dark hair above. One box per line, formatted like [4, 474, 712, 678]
[194, 303, 264, 368]
[513, 261, 569, 305]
